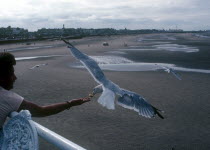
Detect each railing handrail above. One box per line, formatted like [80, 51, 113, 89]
[9, 111, 86, 150]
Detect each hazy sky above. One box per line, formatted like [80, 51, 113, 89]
[0, 0, 209, 31]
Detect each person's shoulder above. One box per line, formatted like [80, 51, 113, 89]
[0, 88, 23, 100]
[0, 87, 9, 96]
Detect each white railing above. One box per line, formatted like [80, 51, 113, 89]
[33, 121, 86, 150]
[1, 110, 86, 150]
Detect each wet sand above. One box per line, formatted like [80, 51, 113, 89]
[3, 33, 210, 150]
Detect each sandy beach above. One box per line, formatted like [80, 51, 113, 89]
[2, 33, 210, 150]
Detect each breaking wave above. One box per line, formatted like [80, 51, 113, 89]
[90, 56, 134, 64]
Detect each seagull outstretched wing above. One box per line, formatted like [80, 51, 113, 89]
[63, 39, 107, 84]
[118, 89, 164, 119]
[155, 64, 182, 80]
[30, 63, 48, 70]
[170, 68, 182, 80]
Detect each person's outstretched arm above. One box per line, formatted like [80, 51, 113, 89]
[17, 97, 90, 117]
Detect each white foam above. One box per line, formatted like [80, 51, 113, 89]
[105, 51, 127, 55]
[173, 66, 210, 74]
[117, 43, 199, 53]
[131, 42, 171, 46]
[98, 62, 175, 71]
[90, 56, 133, 64]
[138, 38, 158, 41]
[137, 36, 176, 42]
[118, 48, 157, 51]
[16, 55, 65, 61]
[154, 44, 199, 52]
[8, 45, 54, 52]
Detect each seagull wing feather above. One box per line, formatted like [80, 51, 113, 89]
[117, 89, 164, 119]
[98, 86, 115, 110]
[171, 70, 182, 80]
[63, 40, 107, 84]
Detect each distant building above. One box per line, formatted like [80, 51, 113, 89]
[168, 29, 183, 32]
[0, 26, 28, 40]
[37, 28, 64, 38]
[12, 28, 27, 35]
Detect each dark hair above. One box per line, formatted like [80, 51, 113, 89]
[0, 52, 16, 77]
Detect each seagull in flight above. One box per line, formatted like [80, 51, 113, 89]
[30, 63, 48, 70]
[63, 40, 164, 119]
[155, 64, 182, 80]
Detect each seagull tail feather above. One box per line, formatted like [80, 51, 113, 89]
[152, 106, 164, 119]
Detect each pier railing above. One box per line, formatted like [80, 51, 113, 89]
[2, 110, 86, 150]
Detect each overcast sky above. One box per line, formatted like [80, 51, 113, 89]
[0, 0, 209, 31]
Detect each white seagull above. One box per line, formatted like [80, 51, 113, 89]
[30, 63, 48, 70]
[155, 64, 182, 80]
[63, 40, 164, 119]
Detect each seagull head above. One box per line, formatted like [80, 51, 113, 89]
[164, 68, 170, 73]
[93, 84, 103, 95]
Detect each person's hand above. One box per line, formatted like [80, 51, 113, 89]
[68, 97, 91, 107]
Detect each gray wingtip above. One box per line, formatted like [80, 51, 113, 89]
[152, 106, 164, 119]
[62, 39, 74, 48]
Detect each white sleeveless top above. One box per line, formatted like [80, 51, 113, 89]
[0, 86, 23, 128]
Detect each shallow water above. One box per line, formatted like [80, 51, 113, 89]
[117, 43, 199, 53]
[71, 55, 210, 74]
